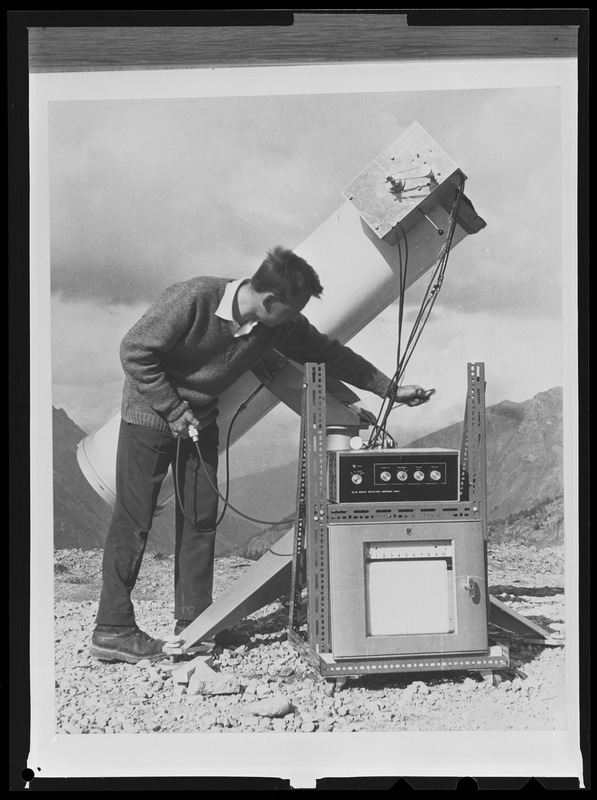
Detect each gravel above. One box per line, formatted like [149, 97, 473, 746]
[53, 542, 568, 736]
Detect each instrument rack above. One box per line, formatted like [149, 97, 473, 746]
[287, 362, 510, 680]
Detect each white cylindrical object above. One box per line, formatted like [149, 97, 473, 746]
[76, 412, 121, 508]
[326, 426, 362, 452]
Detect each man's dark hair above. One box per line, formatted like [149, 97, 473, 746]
[251, 246, 323, 304]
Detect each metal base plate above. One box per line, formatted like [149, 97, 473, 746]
[315, 644, 509, 678]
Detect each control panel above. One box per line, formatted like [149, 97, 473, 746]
[328, 448, 460, 503]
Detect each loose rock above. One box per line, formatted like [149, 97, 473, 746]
[187, 675, 242, 697]
[249, 695, 294, 718]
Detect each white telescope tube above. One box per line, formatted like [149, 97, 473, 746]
[76, 122, 485, 509]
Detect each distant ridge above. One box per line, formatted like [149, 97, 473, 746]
[406, 387, 563, 521]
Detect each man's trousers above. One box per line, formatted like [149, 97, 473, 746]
[95, 419, 219, 627]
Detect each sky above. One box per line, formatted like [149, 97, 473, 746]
[37, 63, 576, 478]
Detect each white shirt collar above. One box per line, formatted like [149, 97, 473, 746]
[215, 278, 259, 338]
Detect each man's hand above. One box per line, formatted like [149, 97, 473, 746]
[394, 385, 435, 407]
[169, 409, 201, 438]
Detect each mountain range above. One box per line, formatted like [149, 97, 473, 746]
[52, 385, 564, 557]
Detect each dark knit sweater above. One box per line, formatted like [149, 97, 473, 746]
[120, 276, 392, 432]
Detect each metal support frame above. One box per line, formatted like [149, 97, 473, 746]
[289, 363, 332, 655]
[289, 361, 510, 678]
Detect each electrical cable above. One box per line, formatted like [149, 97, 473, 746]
[396, 179, 464, 373]
[172, 382, 296, 534]
[366, 220, 409, 448]
[189, 433, 296, 526]
[172, 403, 239, 533]
[398, 185, 464, 371]
[366, 176, 466, 449]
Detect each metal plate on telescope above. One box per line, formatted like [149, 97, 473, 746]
[342, 121, 465, 240]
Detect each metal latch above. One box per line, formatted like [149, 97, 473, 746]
[465, 577, 481, 604]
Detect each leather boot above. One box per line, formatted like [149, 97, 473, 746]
[90, 625, 167, 664]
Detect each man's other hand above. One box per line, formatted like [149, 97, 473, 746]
[169, 409, 201, 438]
[395, 386, 435, 407]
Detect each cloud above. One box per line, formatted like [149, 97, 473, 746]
[51, 295, 146, 384]
[50, 295, 146, 430]
[48, 89, 564, 315]
[336, 87, 564, 323]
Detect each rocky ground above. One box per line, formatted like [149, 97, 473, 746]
[53, 542, 568, 737]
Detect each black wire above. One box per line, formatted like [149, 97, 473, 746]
[189, 434, 297, 527]
[173, 403, 241, 533]
[397, 185, 464, 376]
[399, 179, 465, 372]
[367, 222, 409, 448]
[395, 221, 408, 375]
[172, 387, 297, 532]
[366, 177, 466, 449]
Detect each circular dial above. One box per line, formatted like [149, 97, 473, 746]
[396, 470, 408, 481]
[413, 470, 425, 481]
[380, 470, 392, 482]
[429, 469, 442, 481]
[351, 473, 363, 485]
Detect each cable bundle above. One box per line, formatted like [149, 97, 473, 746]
[366, 176, 466, 449]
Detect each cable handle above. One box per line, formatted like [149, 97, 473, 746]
[188, 424, 200, 442]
